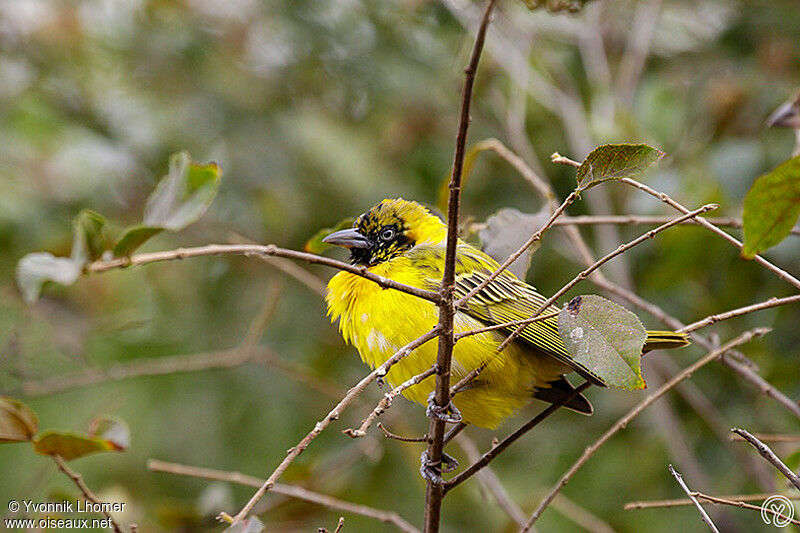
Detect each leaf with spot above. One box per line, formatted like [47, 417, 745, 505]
[576, 144, 664, 191]
[33, 417, 129, 460]
[742, 155, 800, 259]
[0, 397, 39, 443]
[479, 207, 549, 278]
[558, 295, 647, 390]
[305, 218, 355, 254]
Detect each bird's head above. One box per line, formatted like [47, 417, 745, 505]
[323, 199, 446, 266]
[767, 92, 800, 129]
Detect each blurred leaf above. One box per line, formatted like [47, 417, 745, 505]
[0, 397, 39, 443]
[437, 139, 497, 212]
[576, 144, 664, 190]
[113, 226, 164, 257]
[305, 218, 355, 254]
[88, 416, 130, 450]
[113, 152, 222, 256]
[522, 0, 593, 12]
[144, 152, 221, 231]
[16, 253, 82, 303]
[33, 429, 126, 460]
[558, 295, 647, 390]
[479, 207, 549, 278]
[742, 155, 800, 259]
[225, 517, 266, 533]
[71, 209, 106, 263]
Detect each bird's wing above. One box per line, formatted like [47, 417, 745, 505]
[448, 244, 607, 387]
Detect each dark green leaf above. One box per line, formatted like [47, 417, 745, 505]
[0, 397, 39, 443]
[479, 207, 549, 278]
[71, 209, 106, 263]
[33, 426, 128, 460]
[16, 253, 82, 303]
[558, 295, 647, 390]
[576, 143, 664, 190]
[143, 152, 222, 231]
[742, 155, 800, 259]
[112, 226, 164, 257]
[305, 218, 355, 254]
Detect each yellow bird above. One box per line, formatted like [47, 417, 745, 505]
[324, 199, 688, 429]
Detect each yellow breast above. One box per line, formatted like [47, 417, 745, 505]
[326, 258, 567, 429]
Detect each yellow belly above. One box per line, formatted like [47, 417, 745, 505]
[327, 268, 568, 429]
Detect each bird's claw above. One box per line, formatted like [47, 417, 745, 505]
[426, 391, 463, 424]
[419, 450, 459, 484]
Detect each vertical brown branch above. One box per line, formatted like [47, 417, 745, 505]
[423, 1, 496, 531]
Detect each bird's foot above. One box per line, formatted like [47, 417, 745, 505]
[419, 450, 459, 484]
[426, 391, 463, 424]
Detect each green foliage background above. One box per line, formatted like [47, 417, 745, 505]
[1, 1, 799, 531]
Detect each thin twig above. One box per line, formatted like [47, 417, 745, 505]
[668, 464, 720, 533]
[52, 455, 124, 533]
[730, 433, 800, 443]
[625, 491, 800, 509]
[344, 365, 438, 438]
[731, 428, 800, 491]
[424, 1, 495, 531]
[628, 491, 800, 526]
[496, 204, 717, 354]
[456, 189, 581, 309]
[680, 295, 800, 333]
[620, 177, 800, 291]
[87, 243, 440, 303]
[521, 328, 769, 530]
[551, 215, 800, 236]
[148, 460, 420, 533]
[377, 423, 429, 443]
[444, 382, 592, 492]
[230, 326, 441, 524]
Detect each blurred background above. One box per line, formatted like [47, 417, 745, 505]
[1, 0, 799, 531]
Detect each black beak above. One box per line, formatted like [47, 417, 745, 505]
[767, 100, 800, 129]
[322, 228, 371, 249]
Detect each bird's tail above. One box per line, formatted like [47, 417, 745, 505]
[643, 330, 690, 353]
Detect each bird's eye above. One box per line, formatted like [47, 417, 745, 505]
[379, 228, 396, 242]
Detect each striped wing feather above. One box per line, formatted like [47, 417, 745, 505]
[450, 246, 607, 387]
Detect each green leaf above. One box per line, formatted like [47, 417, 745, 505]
[112, 226, 164, 257]
[437, 139, 498, 212]
[225, 517, 266, 533]
[33, 415, 129, 460]
[558, 295, 647, 390]
[71, 209, 106, 263]
[742, 155, 800, 259]
[0, 397, 39, 443]
[305, 218, 355, 254]
[112, 152, 222, 256]
[522, 0, 593, 12]
[143, 152, 222, 231]
[478, 207, 549, 279]
[576, 143, 664, 190]
[16, 253, 82, 303]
